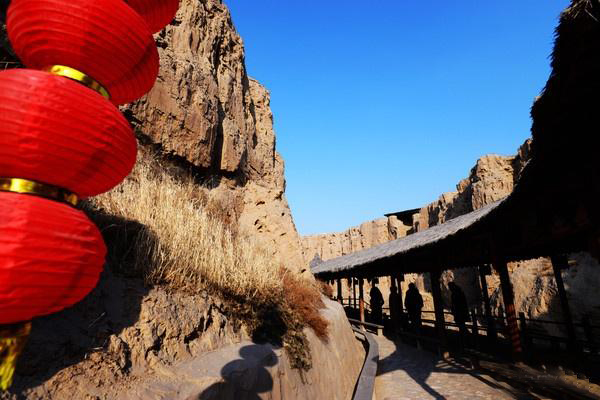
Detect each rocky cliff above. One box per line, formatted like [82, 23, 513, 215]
[302, 141, 531, 263]
[412, 140, 531, 231]
[126, 0, 305, 272]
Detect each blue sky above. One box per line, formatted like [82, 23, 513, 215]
[225, 1, 569, 235]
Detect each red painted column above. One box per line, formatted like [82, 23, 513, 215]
[359, 278, 365, 323]
[493, 260, 522, 359]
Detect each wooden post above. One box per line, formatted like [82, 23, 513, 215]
[352, 278, 357, 310]
[493, 259, 522, 359]
[519, 312, 531, 354]
[359, 278, 365, 323]
[479, 265, 497, 341]
[430, 270, 447, 351]
[396, 273, 405, 314]
[471, 309, 478, 335]
[550, 255, 577, 350]
[389, 275, 397, 327]
[582, 316, 596, 353]
[336, 278, 342, 304]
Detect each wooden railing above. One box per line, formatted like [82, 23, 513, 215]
[336, 296, 600, 353]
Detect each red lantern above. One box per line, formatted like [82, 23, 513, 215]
[0, 69, 137, 197]
[7, 0, 159, 105]
[0, 191, 106, 325]
[0, 0, 182, 390]
[125, 0, 180, 33]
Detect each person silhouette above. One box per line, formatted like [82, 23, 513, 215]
[369, 278, 384, 324]
[405, 283, 423, 332]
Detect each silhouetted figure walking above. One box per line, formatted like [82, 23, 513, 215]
[449, 282, 469, 346]
[405, 283, 423, 332]
[369, 279, 384, 324]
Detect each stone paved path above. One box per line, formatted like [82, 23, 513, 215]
[374, 336, 522, 400]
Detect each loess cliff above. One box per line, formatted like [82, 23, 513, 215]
[124, 0, 305, 272]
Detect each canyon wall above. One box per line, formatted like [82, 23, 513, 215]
[302, 141, 530, 263]
[125, 0, 305, 272]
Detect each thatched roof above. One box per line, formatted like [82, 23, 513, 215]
[313, 0, 600, 279]
[531, 0, 600, 161]
[312, 200, 503, 277]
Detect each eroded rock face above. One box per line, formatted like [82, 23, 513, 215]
[302, 141, 532, 263]
[8, 299, 363, 400]
[413, 140, 531, 231]
[118, 300, 365, 400]
[5, 270, 244, 400]
[302, 217, 411, 264]
[125, 0, 305, 271]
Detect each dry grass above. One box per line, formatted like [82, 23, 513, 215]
[89, 152, 280, 302]
[86, 149, 328, 370]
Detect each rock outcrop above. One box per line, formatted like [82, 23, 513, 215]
[413, 140, 531, 231]
[5, 270, 243, 399]
[119, 300, 364, 400]
[126, 0, 305, 272]
[6, 278, 365, 400]
[302, 217, 410, 264]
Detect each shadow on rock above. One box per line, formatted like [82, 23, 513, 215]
[197, 344, 278, 400]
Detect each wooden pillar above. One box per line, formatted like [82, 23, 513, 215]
[336, 278, 343, 304]
[396, 273, 405, 315]
[493, 259, 522, 359]
[519, 312, 531, 352]
[352, 278, 357, 309]
[359, 278, 365, 323]
[390, 275, 397, 321]
[478, 265, 497, 341]
[550, 255, 577, 349]
[430, 270, 447, 348]
[582, 316, 597, 353]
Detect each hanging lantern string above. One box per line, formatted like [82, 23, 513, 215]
[43, 65, 110, 100]
[0, 178, 79, 206]
[0, 322, 31, 391]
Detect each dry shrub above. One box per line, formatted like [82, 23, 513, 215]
[317, 280, 334, 299]
[87, 150, 328, 370]
[282, 270, 329, 341]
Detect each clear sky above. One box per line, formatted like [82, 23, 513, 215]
[225, 1, 570, 236]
